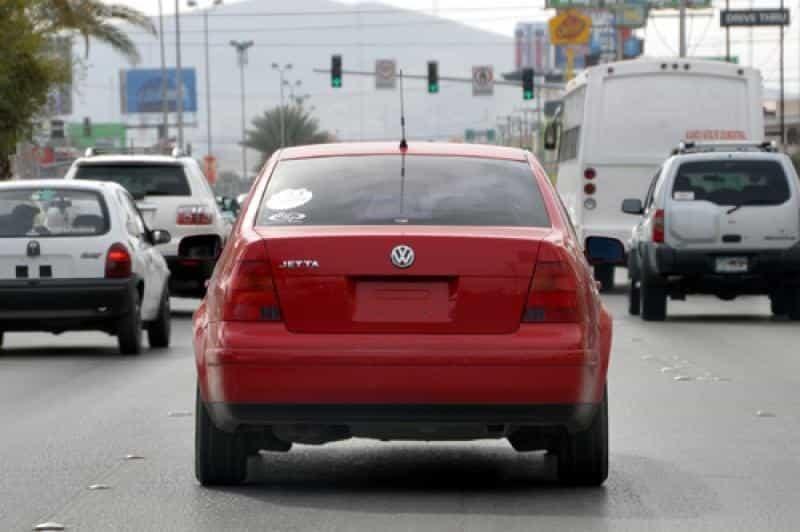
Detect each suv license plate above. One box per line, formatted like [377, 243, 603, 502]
[715, 256, 748, 273]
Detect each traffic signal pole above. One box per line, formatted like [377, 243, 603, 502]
[312, 68, 563, 90]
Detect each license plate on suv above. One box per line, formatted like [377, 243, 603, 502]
[715, 256, 748, 274]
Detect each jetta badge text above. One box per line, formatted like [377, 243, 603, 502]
[390, 244, 415, 269]
[26, 240, 40, 258]
[279, 259, 320, 269]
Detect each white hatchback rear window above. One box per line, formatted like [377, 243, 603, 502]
[0, 188, 109, 238]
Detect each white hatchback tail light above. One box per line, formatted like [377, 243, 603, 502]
[176, 205, 214, 225]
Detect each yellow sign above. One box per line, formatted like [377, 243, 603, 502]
[549, 9, 592, 46]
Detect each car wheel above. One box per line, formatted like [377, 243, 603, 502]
[118, 291, 143, 355]
[195, 387, 248, 486]
[594, 264, 615, 292]
[787, 287, 800, 321]
[628, 278, 641, 316]
[557, 386, 608, 486]
[640, 277, 667, 321]
[147, 287, 171, 348]
[0, 331, 4, 350]
[770, 292, 789, 316]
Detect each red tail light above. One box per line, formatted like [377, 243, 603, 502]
[584, 168, 596, 179]
[177, 205, 214, 225]
[222, 241, 282, 322]
[522, 244, 580, 323]
[105, 243, 132, 278]
[652, 209, 665, 243]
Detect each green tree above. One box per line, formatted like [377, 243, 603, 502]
[0, 0, 154, 179]
[244, 105, 334, 168]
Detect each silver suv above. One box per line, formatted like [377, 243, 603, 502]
[621, 142, 800, 321]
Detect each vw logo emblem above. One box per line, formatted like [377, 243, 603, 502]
[390, 244, 415, 269]
[27, 240, 40, 257]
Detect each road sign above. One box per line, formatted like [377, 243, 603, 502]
[472, 66, 494, 96]
[615, 5, 649, 28]
[720, 9, 789, 27]
[375, 59, 397, 89]
[549, 10, 593, 46]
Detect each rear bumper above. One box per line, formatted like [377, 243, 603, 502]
[197, 322, 610, 432]
[642, 243, 800, 291]
[0, 277, 136, 331]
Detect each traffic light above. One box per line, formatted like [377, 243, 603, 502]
[522, 68, 534, 100]
[83, 117, 92, 137]
[331, 54, 342, 88]
[427, 61, 439, 94]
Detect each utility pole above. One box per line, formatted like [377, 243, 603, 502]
[157, 0, 168, 143]
[272, 63, 293, 148]
[725, 0, 731, 62]
[188, 0, 223, 157]
[780, 0, 785, 144]
[230, 40, 254, 179]
[678, 0, 687, 57]
[175, 0, 184, 150]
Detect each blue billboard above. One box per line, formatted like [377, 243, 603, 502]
[121, 68, 197, 114]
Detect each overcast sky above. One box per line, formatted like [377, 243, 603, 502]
[108, 0, 800, 92]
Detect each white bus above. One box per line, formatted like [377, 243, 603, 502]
[546, 59, 764, 290]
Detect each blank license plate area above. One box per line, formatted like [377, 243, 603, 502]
[352, 280, 452, 323]
[715, 256, 748, 273]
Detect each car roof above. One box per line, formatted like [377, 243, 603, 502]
[73, 155, 186, 166]
[278, 142, 529, 162]
[669, 151, 789, 164]
[0, 179, 124, 194]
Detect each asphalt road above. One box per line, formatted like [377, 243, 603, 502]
[2, 287, 800, 532]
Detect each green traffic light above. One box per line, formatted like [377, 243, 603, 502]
[428, 83, 439, 94]
[332, 77, 342, 88]
[523, 90, 533, 100]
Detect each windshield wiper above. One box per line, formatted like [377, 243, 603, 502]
[726, 199, 774, 214]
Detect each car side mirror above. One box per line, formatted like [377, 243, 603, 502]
[543, 122, 558, 151]
[585, 237, 625, 265]
[621, 198, 644, 215]
[151, 229, 171, 245]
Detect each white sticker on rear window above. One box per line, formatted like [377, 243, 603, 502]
[268, 211, 306, 223]
[266, 188, 312, 211]
[673, 191, 695, 201]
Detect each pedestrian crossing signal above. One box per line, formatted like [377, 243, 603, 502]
[522, 68, 534, 100]
[332, 55, 342, 88]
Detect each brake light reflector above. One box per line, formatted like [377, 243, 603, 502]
[584, 183, 596, 195]
[176, 205, 214, 225]
[653, 209, 665, 243]
[105, 243, 132, 278]
[584, 168, 596, 180]
[523, 246, 580, 323]
[222, 260, 282, 321]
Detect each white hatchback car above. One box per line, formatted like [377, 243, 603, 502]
[0, 180, 172, 354]
[622, 142, 800, 321]
[65, 152, 228, 297]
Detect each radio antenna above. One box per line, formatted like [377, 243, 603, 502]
[399, 69, 408, 150]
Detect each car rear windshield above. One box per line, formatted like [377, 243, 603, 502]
[74, 164, 191, 197]
[257, 155, 550, 227]
[672, 160, 791, 206]
[0, 188, 109, 238]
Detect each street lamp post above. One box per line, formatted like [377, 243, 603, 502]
[175, 0, 184, 150]
[272, 63, 293, 148]
[230, 40, 254, 179]
[157, 0, 169, 143]
[188, 0, 222, 159]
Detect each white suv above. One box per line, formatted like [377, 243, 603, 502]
[622, 142, 800, 321]
[0, 179, 172, 354]
[65, 152, 228, 297]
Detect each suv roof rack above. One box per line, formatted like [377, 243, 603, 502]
[672, 140, 779, 156]
[84, 146, 181, 158]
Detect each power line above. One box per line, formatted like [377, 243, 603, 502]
[182, 5, 549, 17]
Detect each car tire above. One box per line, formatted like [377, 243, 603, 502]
[787, 287, 800, 321]
[0, 331, 4, 350]
[628, 278, 641, 316]
[594, 264, 615, 292]
[557, 386, 609, 486]
[770, 292, 789, 317]
[147, 287, 171, 348]
[117, 291, 143, 355]
[640, 277, 667, 321]
[195, 387, 248, 486]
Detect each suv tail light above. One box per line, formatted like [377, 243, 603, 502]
[522, 244, 580, 323]
[222, 242, 282, 322]
[105, 243, 132, 278]
[652, 209, 665, 243]
[177, 205, 214, 225]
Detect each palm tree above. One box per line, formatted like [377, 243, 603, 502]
[32, 0, 156, 64]
[244, 105, 334, 169]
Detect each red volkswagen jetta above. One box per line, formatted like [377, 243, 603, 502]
[194, 142, 612, 486]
